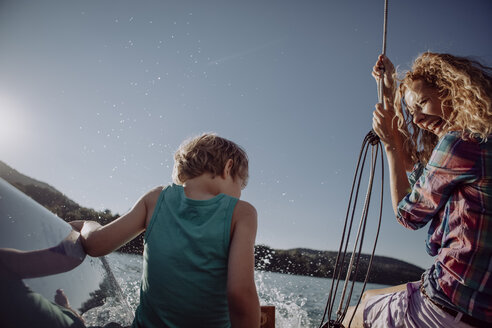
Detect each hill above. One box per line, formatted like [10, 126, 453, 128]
[0, 160, 142, 253]
[254, 245, 424, 285]
[0, 161, 59, 194]
[0, 160, 424, 285]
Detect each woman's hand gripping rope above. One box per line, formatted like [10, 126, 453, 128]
[371, 55, 410, 161]
[372, 54, 396, 102]
[372, 98, 399, 148]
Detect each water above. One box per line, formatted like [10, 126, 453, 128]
[104, 252, 389, 328]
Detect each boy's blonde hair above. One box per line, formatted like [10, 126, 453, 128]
[173, 133, 249, 187]
[394, 52, 492, 165]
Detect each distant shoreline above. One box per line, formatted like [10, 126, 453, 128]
[114, 243, 424, 286]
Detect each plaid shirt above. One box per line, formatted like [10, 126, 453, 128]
[397, 131, 492, 323]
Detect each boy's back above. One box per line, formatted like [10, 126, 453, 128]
[133, 184, 237, 328]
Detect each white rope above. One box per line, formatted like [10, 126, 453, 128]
[381, 0, 389, 56]
[377, 0, 389, 104]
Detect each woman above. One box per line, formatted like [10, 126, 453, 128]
[345, 52, 492, 328]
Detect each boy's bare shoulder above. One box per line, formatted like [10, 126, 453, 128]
[143, 186, 166, 206]
[231, 200, 257, 240]
[233, 200, 257, 220]
[148, 185, 166, 194]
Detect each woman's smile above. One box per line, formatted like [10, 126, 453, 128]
[404, 80, 452, 137]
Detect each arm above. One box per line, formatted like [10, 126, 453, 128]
[371, 55, 414, 214]
[73, 187, 162, 257]
[0, 230, 85, 279]
[385, 145, 412, 216]
[373, 100, 413, 215]
[397, 134, 479, 231]
[227, 200, 260, 328]
[371, 54, 410, 166]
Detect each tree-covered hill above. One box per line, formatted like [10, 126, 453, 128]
[0, 160, 142, 253]
[254, 245, 424, 285]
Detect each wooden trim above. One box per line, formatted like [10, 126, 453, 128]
[260, 306, 275, 328]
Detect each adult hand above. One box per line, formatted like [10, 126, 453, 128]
[372, 99, 402, 149]
[372, 54, 396, 100]
[69, 220, 85, 232]
[69, 220, 101, 234]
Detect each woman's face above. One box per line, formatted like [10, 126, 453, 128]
[404, 80, 452, 137]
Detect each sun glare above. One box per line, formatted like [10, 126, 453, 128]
[0, 95, 26, 152]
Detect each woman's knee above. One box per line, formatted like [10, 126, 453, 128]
[361, 289, 376, 302]
[361, 283, 408, 302]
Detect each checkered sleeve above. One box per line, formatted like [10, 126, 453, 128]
[396, 133, 479, 231]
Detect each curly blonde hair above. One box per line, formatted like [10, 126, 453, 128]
[173, 133, 249, 187]
[394, 52, 492, 165]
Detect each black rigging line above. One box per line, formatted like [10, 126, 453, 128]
[318, 133, 384, 328]
[319, 0, 389, 325]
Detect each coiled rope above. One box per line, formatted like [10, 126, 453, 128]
[319, 0, 388, 327]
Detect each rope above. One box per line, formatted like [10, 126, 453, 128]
[381, 0, 389, 56]
[346, 143, 384, 328]
[318, 133, 384, 328]
[319, 1, 388, 327]
[377, 0, 389, 105]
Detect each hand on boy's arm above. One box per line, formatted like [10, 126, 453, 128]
[68, 220, 85, 232]
[228, 201, 261, 328]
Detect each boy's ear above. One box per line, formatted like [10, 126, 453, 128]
[222, 159, 234, 178]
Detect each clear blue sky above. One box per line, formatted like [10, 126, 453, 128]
[1, 0, 491, 268]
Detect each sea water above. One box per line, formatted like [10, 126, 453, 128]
[105, 252, 389, 328]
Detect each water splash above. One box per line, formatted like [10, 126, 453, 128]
[256, 271, 311, 328]
[100, 252, 386, 328]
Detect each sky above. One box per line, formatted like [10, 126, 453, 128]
[0, 0, 491, 269]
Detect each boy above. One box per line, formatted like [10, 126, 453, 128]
[72, 133, 260, 327]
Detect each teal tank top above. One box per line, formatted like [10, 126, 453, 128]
[132, 184, 238, 328]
